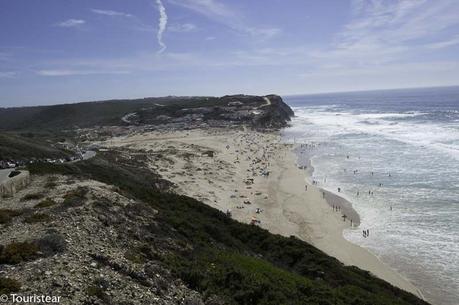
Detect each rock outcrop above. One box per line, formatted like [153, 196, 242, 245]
[0, 170, 30, 198]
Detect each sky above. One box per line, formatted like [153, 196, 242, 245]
[1, 0, 459, 107]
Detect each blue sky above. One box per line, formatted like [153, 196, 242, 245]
[1, 0, 459, 107]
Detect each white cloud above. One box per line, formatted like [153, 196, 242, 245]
[426, 35, 459, 49]
[36, 69, 129, 76]
[167, 0, 280, 40]
[0, 71, 16, 78]
[56, 19, 86, 28]
[156, 0, 168, 54]
[168, 23, 197, 32]
[337, 0, 459, 50]
[91, 9, 133, 18]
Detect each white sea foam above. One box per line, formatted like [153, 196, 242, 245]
[293, 108, 459, 160]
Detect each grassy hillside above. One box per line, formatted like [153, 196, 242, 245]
[0, 95, 292, 131]
[0, 133, 71, 160]
[28, 153, 430, 305]
[0, 97, 220, 131]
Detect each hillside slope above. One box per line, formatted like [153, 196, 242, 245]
[0, 95, 293, 131]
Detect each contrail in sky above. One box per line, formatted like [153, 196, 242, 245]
[156, 0, 168, 54]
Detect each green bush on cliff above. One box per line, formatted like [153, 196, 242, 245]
[0, 277, 21, 294]
[20, 192, 44, 201]
[24, 213, 51, 224]
[0, 209, 22, 225]
[0, 242, 39, 265]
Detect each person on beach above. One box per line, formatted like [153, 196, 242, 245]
[305, 185, 308, 191]
[363, 230, 366, 238]
[322, 191, 325, 198]
[338, 187, 341, 192]
[366, 229, 369, 237]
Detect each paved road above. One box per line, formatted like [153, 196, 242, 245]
[0, 168, 14, 184]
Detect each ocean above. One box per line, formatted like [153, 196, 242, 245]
[282, 86, 459, 305]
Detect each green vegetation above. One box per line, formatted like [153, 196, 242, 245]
[124, 250, 146, 265]
[35, 198, 57, 208]
[0, 277, 21, 294]
[0, 242, 39, 265]
[62, 187, 88, 208]
[86, 278, 111, 303]
[20, 192, 45, 201]
[24, 213, 51, 224]
[124, 244, 158, 264]
[0, 133, 70, 160]
[0, 209, 22, 224]
[27, 154, 429, 305]
[0, 234, 65, 266]
[44, 176, 58, 189]
[0, 97, 211, 131]
[0, 95, 292, 132]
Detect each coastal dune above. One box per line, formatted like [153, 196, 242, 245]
[102, 128, 422, 298]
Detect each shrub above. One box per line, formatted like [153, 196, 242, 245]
[36, 233, 67, 256]
[0, 209, 22, 224]
[35, 198, 56, 208]
[24, 213, 51, 224]
[62, 187, 88, 208]
[20, 193, 44, 201]
[0, 242, 39, 264]
[44, 176, 58, 189]
[0, 277, 21, 294]
[124, 250, 146, 264]
[44, 182, 57, 189]
[86, 278, 111, 303]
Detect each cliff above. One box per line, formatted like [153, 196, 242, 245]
[0, 95, 294, 131]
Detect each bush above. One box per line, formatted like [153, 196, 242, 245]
[36, 233, 67, 256]
[24, 213, 51, 224]
[0, 209, 22, 224]
[0, 277, 21, 294]
[44, 176, 58, 189]
[86, 278, 111, 303]
[124, 250, 146, 264]
[20, 193, 44, 201]
[35, 198, 56, 208]
[62, 187, 88, 208]
[0, 241, 39, 264]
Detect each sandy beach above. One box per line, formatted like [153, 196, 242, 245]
[101, 127, 422, 298]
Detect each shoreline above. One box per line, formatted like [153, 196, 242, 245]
[101, 127, 424, 299]
[290, 147, 425, 300]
